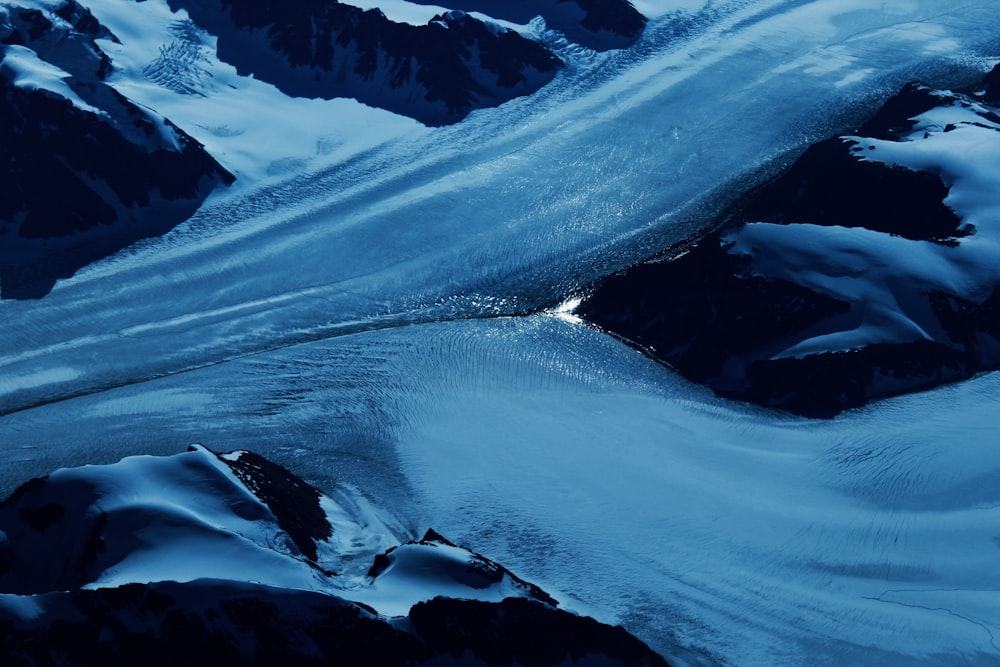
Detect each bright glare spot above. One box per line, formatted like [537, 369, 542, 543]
[548, 296, 584, 324]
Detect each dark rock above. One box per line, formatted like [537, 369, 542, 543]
[0, 579, 670, 666]
[579, 77, 1000, 417]
[411, 596, 670, 666]
[736, 137, 964, 243]
[211, 448, 332, 563]
[164, 0, 563, 125]
[406, 0, 647, 51]
[570, 0, 647, 45]
[0, 4, 234, 299]
[979, 62, 1000, 106]
[0, 580, 425, 666]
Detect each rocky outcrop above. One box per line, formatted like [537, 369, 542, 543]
[0, 580, 669, 666]
[0, 445, 671, 666]
[406, 0, 648, 51]
[579, 72, 1000, 417]
[163, 0, 564, 125]
[0, 0, 234, 299]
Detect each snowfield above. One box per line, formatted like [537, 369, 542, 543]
[3, 0, 1000, 665]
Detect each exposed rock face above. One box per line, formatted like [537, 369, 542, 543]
[406, 0, 648, 51]
[163, 0, 564, 125]
[579, 74, 1000, 417]
[0, 446, 671, 666]
[0, 580, 669, 666]
[368, 528, 560, 607]
[0, 0, 235, 299]
[219, 449, 332, 562]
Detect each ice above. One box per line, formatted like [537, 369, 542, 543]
[3, 1, 1000, 665]
[5, 0, 1000, 416]
[0, 367, 81, 396]
[2, 315, 999, 664]
[0, 594, 43, 621]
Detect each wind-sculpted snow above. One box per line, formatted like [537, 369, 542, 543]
[3, 1, 1000, 665]
[0, 446, 669, 666]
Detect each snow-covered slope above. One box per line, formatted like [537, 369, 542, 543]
[159, 0, 565, 125]
[579, 71, 1000, 416]
[0, 0, 234, 299]
[0, 445, 667, 665]
[0, 443, 542, 608]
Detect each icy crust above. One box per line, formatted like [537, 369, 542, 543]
[0, 0, 234, 300]
[579, 69, 1000, 417]
[0, 446, 669, 665]
[157, 0, 563, 125]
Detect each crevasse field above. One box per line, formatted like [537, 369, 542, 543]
[2, 1, 1000, 665]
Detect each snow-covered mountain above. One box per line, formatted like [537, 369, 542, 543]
[0, 445, 667, 665]
[0, 0, 233, 298]
[158, 0, 566, 125]
[400, 0, 647, 51]
[3, 1, 1000, 665]
[579, 68, 1000, 416]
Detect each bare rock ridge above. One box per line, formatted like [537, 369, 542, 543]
[578, 66, 1000, 417]
[0, 445, 670, 666]
[0, 0, 235, 299]
[405, 0, 648, 51]
[161, 0, 566, 125]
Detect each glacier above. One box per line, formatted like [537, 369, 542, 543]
[3, 0, 1000, 665]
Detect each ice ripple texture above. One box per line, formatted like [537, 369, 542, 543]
[3, 1, 1000, 665]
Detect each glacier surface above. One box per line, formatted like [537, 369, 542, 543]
[3, 1, 1000, 664]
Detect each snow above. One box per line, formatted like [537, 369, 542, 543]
[65, 446, 327, 591]
[82, 0, 422, 184]
[3, 0, 1000, 664]
[725, 222, 964, 355]
[0, 442, 553, 619]
[720, 96, 1000, 358]
[0, 594, 43, 621]
[346, 0, 451, 26]
[5, 315, 999, 664]
[0, 44, 103, 113]
[350, 540, 539, 617]
[856, 104, 1000, 266]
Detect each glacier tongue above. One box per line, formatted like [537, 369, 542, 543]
[3, 1, 1000, 665]
[4, 0, 1000, 413]
[3, 315, 999, 665]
